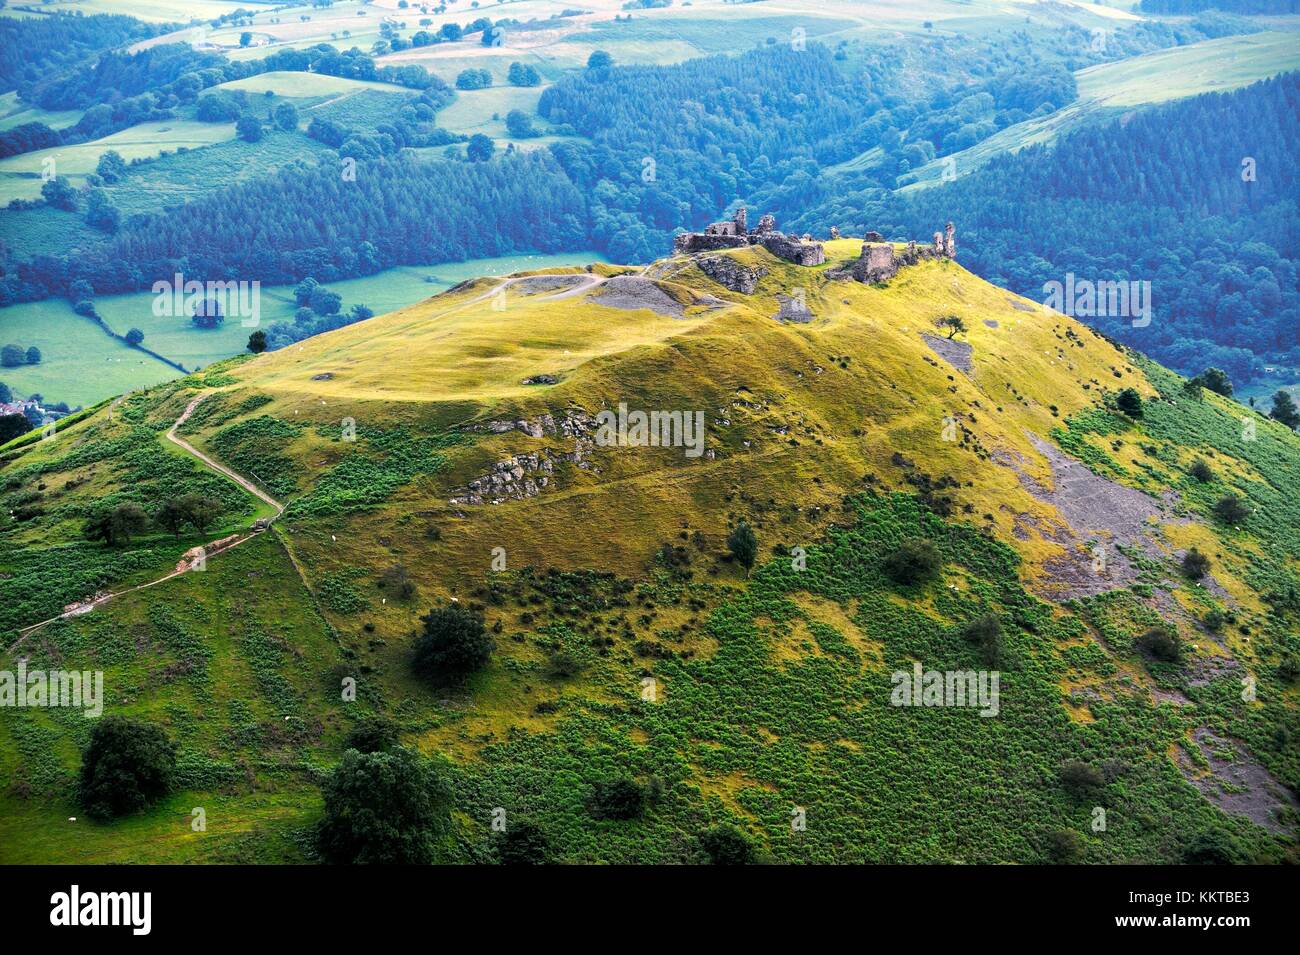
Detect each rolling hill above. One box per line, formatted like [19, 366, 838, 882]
[1, 237, 1297, 863]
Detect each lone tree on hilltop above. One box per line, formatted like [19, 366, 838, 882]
[247, 330, 267, 353]
[726, 521, 758, 576]
[79, 717, 177, 820]
[412, 605, 494, 681]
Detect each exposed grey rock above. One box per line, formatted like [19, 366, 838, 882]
[696, 255, 766, 294]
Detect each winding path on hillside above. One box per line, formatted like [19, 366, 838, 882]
[8, 393, 284, 649]
[8, 271, 614, 647]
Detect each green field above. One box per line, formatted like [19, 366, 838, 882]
[0, 118, 237, 203]
[895, 31, 1300, 189]
[214, 71, 410, 100]
[0, 92, 82, 133]
[0, 251, 605, 407]
[433, 83, 582, 149]
[0, 300, 177, 408]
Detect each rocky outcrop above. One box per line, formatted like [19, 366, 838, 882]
[696, 254, 767, 293]
[453, 409, 598, 506]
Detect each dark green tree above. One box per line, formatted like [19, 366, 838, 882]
[1057, 760, 1104, 800]
[1213, 493, 1250, 526]
[0, 413, 32, 444]
[700, 824, 756, 864]
[40, 175, 77, 210]
[1181, 547, 1211, 579]
[96, 149, 127, 183]
[960, 613, 1003, 667]
[882, 539, 941, 586]
[344, 715, 400, 754]
[726, 521, 758, 576]
[315, 748, 452, 864]
[178, 493, 220, 535]
[78, 717, 177, 820]
[154, 500, 188, 538]
[412, 605, 494, 681]
[467, 132, 494, 162]
[1136, 625, 1181, 663]
[936, 314, 966, 339]
[236, 113, 263, 143]
[1193, 367, 1232, 398]
[273, 101, 299, 132]
[1044, 828, 1083, 864]
[1270, 390, 1300, 430]
[497, 820, 550, 864]
[1115, 387, 1143, 418]
[587, 778, 645, 820]
[247, 330, 267, 353]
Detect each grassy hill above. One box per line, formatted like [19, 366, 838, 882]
[1, 240, 1297, 863]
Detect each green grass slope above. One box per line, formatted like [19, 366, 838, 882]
[2, 241, 1297, 864]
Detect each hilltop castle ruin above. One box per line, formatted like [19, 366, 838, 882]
[851, 222, 956, 284]
[673, 210, 956, 284]
[673, 208, 826, 266]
